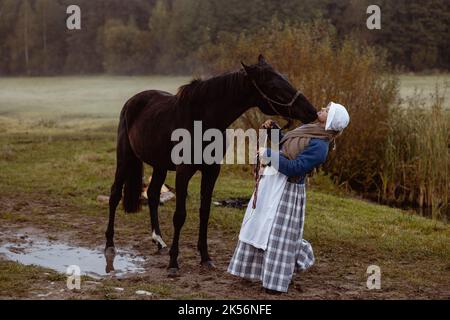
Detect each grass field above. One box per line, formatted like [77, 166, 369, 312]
[0, 76, 190, 133]
[0, 75, 449, 299]
[398, 74, 450, 108]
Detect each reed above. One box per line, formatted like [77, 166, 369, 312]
[384, 86, 449, 220]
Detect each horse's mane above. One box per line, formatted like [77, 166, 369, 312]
[175, 70, 247, 108]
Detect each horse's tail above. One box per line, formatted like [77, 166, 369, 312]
[118, 103, 143, 213]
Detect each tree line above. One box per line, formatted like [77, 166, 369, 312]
[0, 0, 449, 76]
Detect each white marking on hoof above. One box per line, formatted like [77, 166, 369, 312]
[152, 230, 167, 248]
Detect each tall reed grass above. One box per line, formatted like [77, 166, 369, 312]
[384, 87, 449, 219]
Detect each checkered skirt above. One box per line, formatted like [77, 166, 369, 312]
[227, 182, 314, 293]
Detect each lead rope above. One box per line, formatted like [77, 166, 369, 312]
[252, 131, 268, 209]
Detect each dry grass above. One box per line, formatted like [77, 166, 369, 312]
[384, 87, 449, 219]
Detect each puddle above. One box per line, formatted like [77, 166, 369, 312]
[0, 234, 145, 278]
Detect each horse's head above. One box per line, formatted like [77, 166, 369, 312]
[241, 54, 318, 124]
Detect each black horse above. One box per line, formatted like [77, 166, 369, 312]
[105, 55, 318, 276]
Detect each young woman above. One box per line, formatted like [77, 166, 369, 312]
[228, 102, 350, 294]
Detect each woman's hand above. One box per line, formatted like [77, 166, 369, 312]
[261, 119, 279, 130]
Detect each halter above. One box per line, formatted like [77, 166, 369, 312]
[251, 80, 302, 122]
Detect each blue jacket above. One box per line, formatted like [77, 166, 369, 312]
[265, 138, 329, 184]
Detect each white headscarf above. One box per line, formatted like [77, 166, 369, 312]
[325, 102, 350, 132]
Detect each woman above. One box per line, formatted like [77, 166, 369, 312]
[227, 102, 350, 294]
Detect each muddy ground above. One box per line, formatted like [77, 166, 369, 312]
[1, 194, 448, 300]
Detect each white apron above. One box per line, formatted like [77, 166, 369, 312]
[238, 165, 288, 250]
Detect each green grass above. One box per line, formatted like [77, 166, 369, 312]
[1, 126, 448, 297]
[0, 260, 71, 298]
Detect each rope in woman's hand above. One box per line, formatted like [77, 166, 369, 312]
[252, 123, 270, 209]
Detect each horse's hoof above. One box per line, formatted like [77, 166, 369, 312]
[158, 247, 169, 255]
[200, 260, 216, 270]
[167, 268, 180, 278]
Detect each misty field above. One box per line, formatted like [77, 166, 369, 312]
[399, 74, 450, 107]
[0, 75, 449, 299]
[0, 76, 190, 133]
[0, 74, 448, 123]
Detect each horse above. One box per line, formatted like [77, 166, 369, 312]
[105, 54, 318, 277]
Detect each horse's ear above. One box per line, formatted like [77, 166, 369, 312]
[258, 54, 267, 65]
[241, 61, 257, 78]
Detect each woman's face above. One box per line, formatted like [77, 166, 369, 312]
[317, 105, 330, 124]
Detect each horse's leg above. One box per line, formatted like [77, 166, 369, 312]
[198, 164, 221, 269]
[147, 167, 168, 253]
[105, 114, 134, 251]
[105, 164, 125, 250]
[168, 165, 197, 277]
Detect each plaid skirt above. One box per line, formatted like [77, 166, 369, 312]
[227, 182, 314, 293]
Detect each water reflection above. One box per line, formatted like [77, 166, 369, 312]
[0, 236, 145, 277]
[104, 246, 116, 274]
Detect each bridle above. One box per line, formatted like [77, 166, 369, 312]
[252, 80, 302, 108]
[251, 79, 302, 130]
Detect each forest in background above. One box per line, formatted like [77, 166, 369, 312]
[0, 0, 449, 76]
